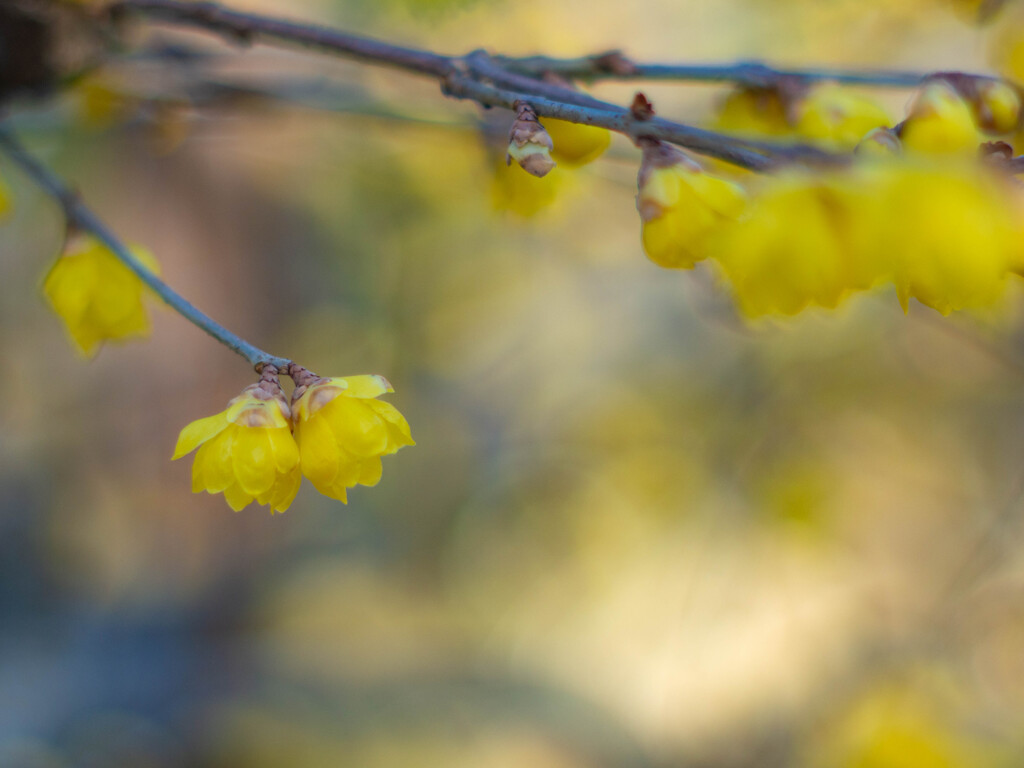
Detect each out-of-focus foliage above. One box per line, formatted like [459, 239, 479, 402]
[5, 0, 1024, 766]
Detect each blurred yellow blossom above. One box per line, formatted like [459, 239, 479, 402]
[972, 79, 1022, 133]
[636, 139, 746, 270]
[877, 160, 1024, 314]
[793, 83, 891, 149]
[75, 75, 133, 130]
[173, 369, 301, 513]
[712, 158, 1024, 317]
[714, 85, 793, 136]
[490, 155, 562, 216]
[0, 171, 11, 219]
[290, 369, 414, 504]
[42, 235, 159, 356]
[712, 169, 878, 316]
[545, 118, 611, 167]
[900, 81, 983, 155]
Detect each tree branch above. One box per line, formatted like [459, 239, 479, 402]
[109, 0, 454, 78]
[0, 128, 291, 370]
[493, 55, 950, 89]
[107, 0, 847, 171]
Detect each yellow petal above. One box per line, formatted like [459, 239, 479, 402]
[232, 427, 276, 497]
[191, 454, 206, 493]
[196, 430, 234, 493]
[258, 466, 301, 513]
[223, 482, 254, 512]
[334, 375, 393, 398]
[173, 412, 229, 459]
[268, 427, 300, 474]
[366, 400, 415, 452]
[356, 457, 383, 487]
[298, 414, 342, 489]
[322, 398, 389, 458]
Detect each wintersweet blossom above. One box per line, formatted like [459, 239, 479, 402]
[900, 82, 983, 155]
[290, 368, 414, 504]
[43, 235, 159, 356]
[0, 171, 11, 219]
[793, 83, 891, 149]
[714, 85, 792, 136]
[712, 158, 1024, 317]
[545, 118, 611, 167]
[712, 169, 880, 316]
[173, 368, 301, 513]
[636, 140, 746, 270]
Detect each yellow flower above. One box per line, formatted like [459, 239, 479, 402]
[900, 82, 983, 155]
[714, 86, 793, 136]
[712, 169, 881, 316]
[793, 82, 891, 149]
[874, 160, 1024, 314]
[490, 155, 562, 217]
[711, 158, 1024, 318]
[291, 371, 414, 504]
[973, 79, 1021, 134]
[173, 369, 301, 513]
[43, 235, 159, 356]
[637, 140, 746, 270]
[0, 171, 11, 219]
[545, 118, 611, 167]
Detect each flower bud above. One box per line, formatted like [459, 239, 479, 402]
[636, 139, 746, 270]
[506, 102, 556, 177]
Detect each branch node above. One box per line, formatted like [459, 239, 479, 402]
[630, 92, 656, 121]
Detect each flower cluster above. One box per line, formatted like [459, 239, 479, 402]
[634, 75, 1024, 318]
[173, 365, 413, 512]
[43, 235, 160, 356]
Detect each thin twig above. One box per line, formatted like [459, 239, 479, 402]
[441, 74, 783, 171]
[108, 0, 846, 171]
[494, 56, 951, 89]
[109, 0, 453, 78]
[0, 128, 291, 370]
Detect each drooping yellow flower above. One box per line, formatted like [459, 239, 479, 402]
[900, 81, 983, 155]
[873, 160, 1024, 314]
[711, 169, 882, 317]
[636, 140, 746, 270]
[711, 157, 1024, 318]
[490, 155, 562, 217]
[545, 118, 611, 167]
[714, 85, 793, 137]
[173, 368, 301, 513]
[43, 235, 159, 356]
[291, 369, 414, 504]
[793, 82, 891, 149]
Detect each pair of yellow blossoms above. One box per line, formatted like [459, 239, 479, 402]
[173, 369, 414, 513]
[41, 238, 413, 513]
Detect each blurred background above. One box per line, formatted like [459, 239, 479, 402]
[3, 0, 1024, 765]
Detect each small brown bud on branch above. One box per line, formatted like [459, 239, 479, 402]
[506, 100, 556, 177]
